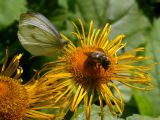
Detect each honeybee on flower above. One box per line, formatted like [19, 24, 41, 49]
[38, 19, 153, 120]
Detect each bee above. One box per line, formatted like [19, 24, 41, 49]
[18, 12, 69, 57]
[86, 51, 110, 71]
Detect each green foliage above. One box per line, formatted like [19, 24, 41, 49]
[126, 114, 160, 120]
[71, 104, 124, 120]
[0, 0, 27, 30]
[71, 104, 160, 120]
[133, 91, 153, 116]
[0, 0, 160, 119]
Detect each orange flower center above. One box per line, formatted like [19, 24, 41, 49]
[0, 76, 29, 120]
[66, 48, 113, 86]
[0, 81, 9, 96]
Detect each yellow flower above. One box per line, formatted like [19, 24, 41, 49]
[42, 19, 153, 120]
[0, 52, 68, 120]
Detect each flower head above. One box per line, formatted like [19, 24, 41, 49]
[41, 19, 153, 119]
[0, 52, 68, 120]
[0, 53, 27, 120]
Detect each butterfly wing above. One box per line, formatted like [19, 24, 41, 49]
[18, 12, 68, 56]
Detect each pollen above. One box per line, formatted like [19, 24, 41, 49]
[0, 76, 29, 120]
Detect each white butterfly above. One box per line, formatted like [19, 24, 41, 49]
[18, 12, 69, 57]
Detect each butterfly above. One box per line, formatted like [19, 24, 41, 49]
[18, 12, 69, 57]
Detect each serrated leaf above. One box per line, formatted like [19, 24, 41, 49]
[0, 0, 27, 30]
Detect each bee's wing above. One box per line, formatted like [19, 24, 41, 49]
[18, 12, 68, 56]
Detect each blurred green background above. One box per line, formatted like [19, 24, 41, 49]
[0, 0, 160, 119]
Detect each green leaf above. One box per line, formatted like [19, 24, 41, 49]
[71, 104, 124, 120]
[145, 18, 160, 116]
[133, 18, 160, 116]
[75, 0, 151, 50]
[58, 0, 68, 9]
[126, 114, 160, 120]
[76, 0, 108, 26]
[146, 18, 160, 79]
[107, 0, 151, 51]
[133, 91, 153, 116]
[0, 0, 27, 30]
